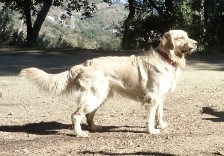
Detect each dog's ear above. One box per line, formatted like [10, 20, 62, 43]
[160, 32, 175, 50]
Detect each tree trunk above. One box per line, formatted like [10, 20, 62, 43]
[31, 0, 52, 43]
[24, 0, 52, 45]
[122, 0, 135, 50]
[24, 0, 32, 44]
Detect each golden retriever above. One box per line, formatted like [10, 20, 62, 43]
[20, 30, 197, 137]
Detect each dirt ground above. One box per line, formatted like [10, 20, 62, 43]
[0, 48, 224, 156]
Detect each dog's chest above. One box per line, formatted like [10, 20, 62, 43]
[157, 68, 179, 94]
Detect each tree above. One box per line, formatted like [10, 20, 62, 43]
[122, 0, 224, 51]
[0, 8, 13, 45]
[190, 0, 224, 49]
[122, 0, 182, 49]
[121, 0, 135, 49]
[0, 0, 96, 45]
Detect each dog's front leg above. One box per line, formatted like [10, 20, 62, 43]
[145, 97, 161, 134]
[155, 97, 168, 129]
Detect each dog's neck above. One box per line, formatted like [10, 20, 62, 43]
[156, 48, 177, 67]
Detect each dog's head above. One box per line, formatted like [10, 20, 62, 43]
[160, 30, 197, 57]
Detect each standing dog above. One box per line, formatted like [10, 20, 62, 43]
[20, 30, 197, 137]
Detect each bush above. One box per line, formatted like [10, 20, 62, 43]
[0, 10, 26, 46]
[0, 5, 126, 50]
[36, 33, 72, 48]
[97, 35, 121, 50]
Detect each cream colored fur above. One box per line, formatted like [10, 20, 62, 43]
[20, 30, 197, 137]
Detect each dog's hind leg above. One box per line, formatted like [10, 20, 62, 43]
[71, 99, 106, 137]
[71, 106, 88, 137]
[71, 73, 109, 137]
[71, 102, 103, 137]
[71, 88, 109, 137]
[86, 109, 103, 131]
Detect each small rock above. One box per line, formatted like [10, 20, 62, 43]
[22, 149, 29, 153]
[8, 112, 13, 115]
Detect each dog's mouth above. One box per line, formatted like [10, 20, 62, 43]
[188, 48, 195, 53]
[181, 49, 191, 54]
[181, 40, 197, 54]
[189, 45, 198, 52]
[181, 46, 197, 54]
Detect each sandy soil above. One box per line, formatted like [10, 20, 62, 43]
[0, 49, 224, 156]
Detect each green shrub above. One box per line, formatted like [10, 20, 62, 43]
[0, 5, 126, 50]
[0, 10, 26, 46]
[77, 37, 85, 48]
[36, 33, 72, 48]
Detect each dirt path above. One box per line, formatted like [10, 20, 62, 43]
[0, 49, 224, 156]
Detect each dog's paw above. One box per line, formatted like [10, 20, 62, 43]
[75, 131, 89, 138]
[146, 126, 161, 134]
[148, 128, 161, 134]
[90, 125, 103, 131]
[156, 122, 168, 129]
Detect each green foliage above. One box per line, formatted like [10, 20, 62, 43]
[123, 0, 224, 52]
[0, 0, 98, 45]
[181, 0, 193, 26]
[192, 0, 224, 50]
[123, 0, 190, 49]
[77, 37, 85, 48]
[96, 35, 121, 50]
[0, 9, 25, 46]
[0, 2, 126, 50]
[0, 9, 13, 45]
[36, 33, 72, 48]
[1, 0, 224, 52]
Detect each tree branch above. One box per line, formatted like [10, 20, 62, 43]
[32, 0, 52, 41]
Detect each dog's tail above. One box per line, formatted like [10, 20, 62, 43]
[20, 67, 82, 95]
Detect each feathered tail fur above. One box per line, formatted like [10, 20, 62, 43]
[20, 67, 78, 95]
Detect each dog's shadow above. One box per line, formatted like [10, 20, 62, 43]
[100, 125, 145, 134]
[202, 107, 224, 122]
[0, 121, 71, 135]
[80, 150, 174, 156]
[0, 121, 145, 135]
